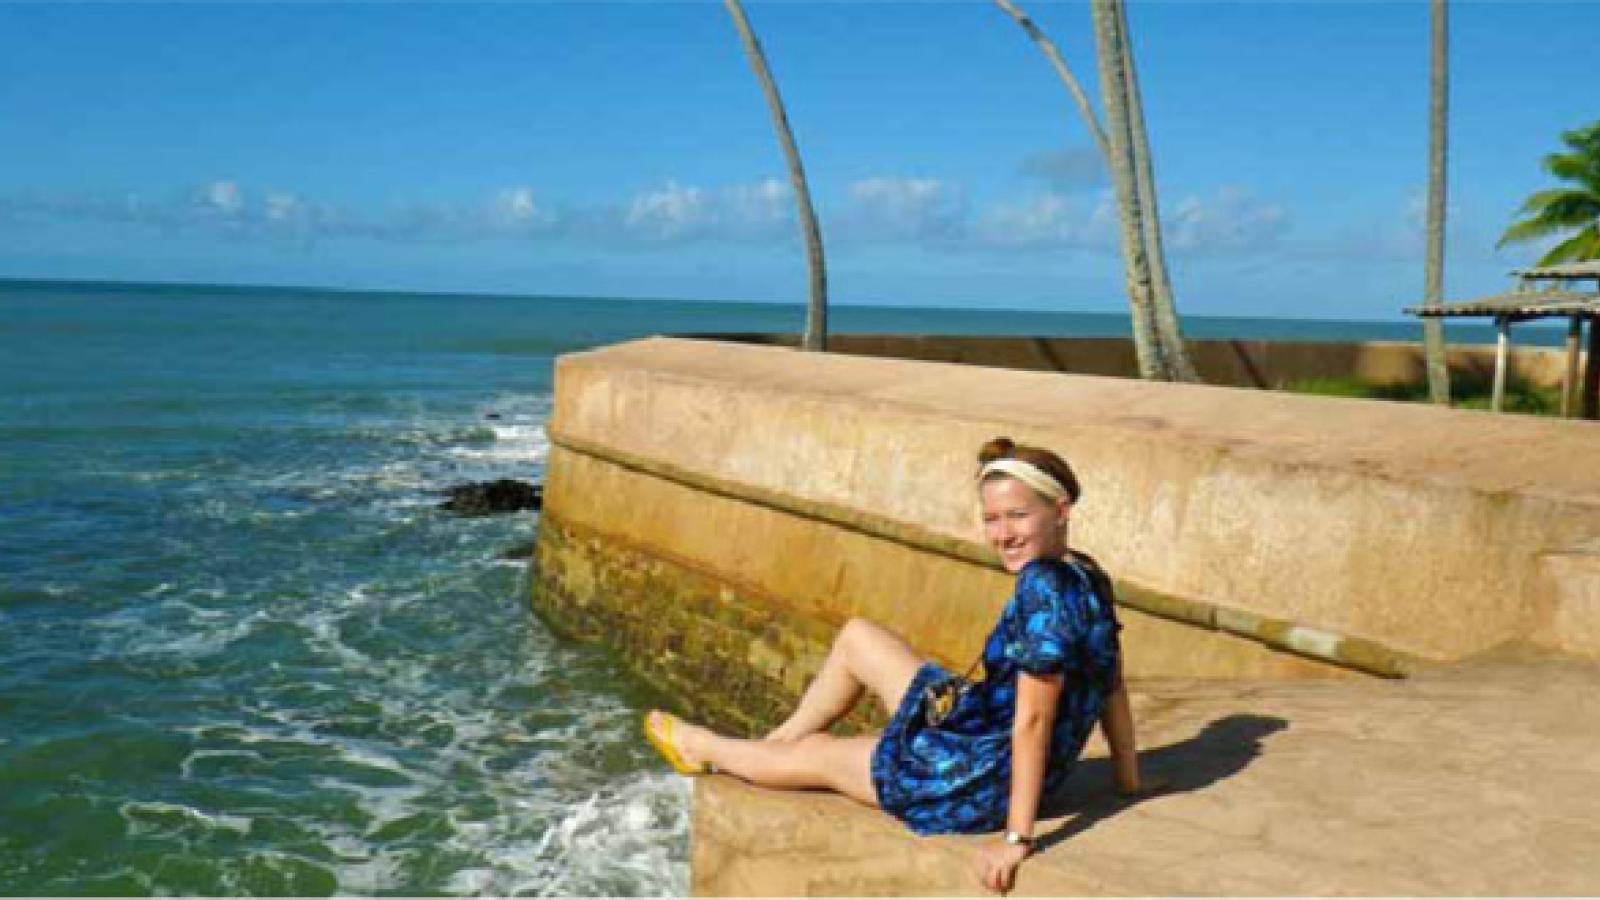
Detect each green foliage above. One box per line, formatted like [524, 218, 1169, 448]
[1282, 375, 1423, 401]
[1498, 121, 1600, 266]
[1283, 373, 1562, 416]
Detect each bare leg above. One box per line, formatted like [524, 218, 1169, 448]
[656, 711, 881, 806]
[765, 617, 925, 743]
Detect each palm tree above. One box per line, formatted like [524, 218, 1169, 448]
[1498, 120, 1600, 265]
[993, 0, 1194, 381]
[990, 0, 1110, 159]
[723, 0, 829, 351]
[1421, 0, 1451, 404]
[1089, 0, 1166, 380]
[1114, 0, 1198, 382]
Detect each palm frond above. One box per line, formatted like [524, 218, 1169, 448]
[1512, 188, 1595, 216]
[1536, 194, 1600, 224]
[1559, 121, 1600, 156]
[1499, 215, 1570, 247]
[1503, 121, 1600, 255]
[1544, 152, 1600, 192]
[1537, 224, 1600, 266]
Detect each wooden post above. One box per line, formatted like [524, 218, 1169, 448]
[1585, 314, 1600, 420]
[1492, 316, 1510, 413]
[1562, 315, 1582, 418]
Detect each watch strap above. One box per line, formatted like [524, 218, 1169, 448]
[1003, 830, 1034, 849]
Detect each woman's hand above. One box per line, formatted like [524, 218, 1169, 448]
[974, 840, 1030, 894]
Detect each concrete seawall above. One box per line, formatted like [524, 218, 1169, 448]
[527, 335, 1600, 894]
[534, 337, 1600, 677]
[697, 332, 1574, 390]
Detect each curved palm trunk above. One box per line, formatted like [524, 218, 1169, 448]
[1091, 0, 1165, 379]
[995, 0, 1167, 379]
[990, 0, 1111, 160]
[1422, 0, 1452, 403]
[723, 0, 828, 351]
[1116, 0, 1199, 382]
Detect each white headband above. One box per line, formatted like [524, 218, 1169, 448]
[977, 458, 1070, 502]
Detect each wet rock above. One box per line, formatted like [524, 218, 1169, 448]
[438, 479, 542, 516]
[500, 540, 536, 560]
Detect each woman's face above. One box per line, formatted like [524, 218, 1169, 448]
[979, 476, 1070, 574]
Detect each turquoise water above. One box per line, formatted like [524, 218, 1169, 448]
[0, 278, 1551, 896]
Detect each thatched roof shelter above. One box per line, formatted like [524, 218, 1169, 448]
[1406, 281, 1600, 418]
[1404, 291, 1600, 321]
[1512, 260, 1600, 282]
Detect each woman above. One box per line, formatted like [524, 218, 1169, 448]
[644, 437, 1146, 894]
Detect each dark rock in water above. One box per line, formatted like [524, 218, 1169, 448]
[500, 540, 536, 560]
[439, 479, 542, 516]
[485, 413, 502, 420]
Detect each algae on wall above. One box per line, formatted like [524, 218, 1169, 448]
[533, 509, 886, 737]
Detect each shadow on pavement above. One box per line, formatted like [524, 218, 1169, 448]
[1035, 713, 1290, 852]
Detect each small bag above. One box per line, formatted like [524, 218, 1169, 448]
[921, 675, 968, 727]
[921, 657, 984, 728]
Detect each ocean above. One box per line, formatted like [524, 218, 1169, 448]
[0, 278, 1552, 896]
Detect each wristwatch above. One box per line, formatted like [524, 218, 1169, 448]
[1003, 831, 1034, 851]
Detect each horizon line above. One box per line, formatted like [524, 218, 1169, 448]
[0, 273, 1439, 328]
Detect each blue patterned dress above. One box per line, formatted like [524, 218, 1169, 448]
[870, 555, 1122, 836]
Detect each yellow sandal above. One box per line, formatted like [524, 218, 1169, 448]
[643, 711, 712, 776]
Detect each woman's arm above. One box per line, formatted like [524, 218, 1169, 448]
[1099, 663, 1143, 794]
[975, 671, 1063, 894]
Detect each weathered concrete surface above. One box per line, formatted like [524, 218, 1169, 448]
[541, 337, 1600, 663]
[692, 650, 1600, 896]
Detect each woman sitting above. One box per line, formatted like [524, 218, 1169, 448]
[644, 436, 1146, 893]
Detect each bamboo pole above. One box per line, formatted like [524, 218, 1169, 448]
[1562, 315, 1582, 418]
[1585, 315, 1600, 420]
[1491, 316, 1510, 413]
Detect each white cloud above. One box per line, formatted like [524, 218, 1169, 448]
[1298, 189, 1468, 264]
[196, 180, 243, 215]
[965, 185, 1290, 258]
[491, 186, 542, 226]
[1404, 187, 1428, 233]
[623, 180, 712, 241]
[1165, 186, 1289, 254]
[972, 191, 1116, 251]
[841, 176, 964, 243]
[0, 174, 1295, 261]
[0, 181, 569, 245]
[263, 192, 302, 224]
[615, 178, 794, 244]
[724, 177, 792, 232]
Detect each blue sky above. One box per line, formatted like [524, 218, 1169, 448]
[0, 1, 1595, 319]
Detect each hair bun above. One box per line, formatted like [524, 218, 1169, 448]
[977, 437, 1016, 464]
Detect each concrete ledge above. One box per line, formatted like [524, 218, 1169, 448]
[691, 654, 1600, 896]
